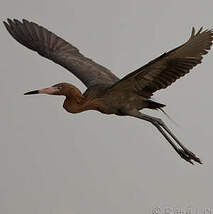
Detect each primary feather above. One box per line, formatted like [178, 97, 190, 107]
[3, 19, 119, 88]
[109, 27, 213, 98]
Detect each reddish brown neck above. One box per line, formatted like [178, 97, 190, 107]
[62, 86, 103, 113]
[63, 96, 104, 113]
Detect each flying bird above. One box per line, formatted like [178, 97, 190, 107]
[4, 19, 213, 164]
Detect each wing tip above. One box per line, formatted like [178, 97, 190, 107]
[190, 26, 204, 38]
[3, 20, 8, 28]
[196, 26, 203, 35]
[3, 18, 15, 36]
[190, 26, 195, 38]
[4, 18, 31, 28]
[190, 26, 213, 38]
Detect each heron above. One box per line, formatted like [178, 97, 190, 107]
[4, 19, 213, 164]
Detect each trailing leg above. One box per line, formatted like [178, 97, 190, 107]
[127, 110, 202, 164]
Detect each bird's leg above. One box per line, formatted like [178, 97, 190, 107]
[155, 119, 200, 159]
[152, 123, 194, 164]
[128, 110, 202, 164]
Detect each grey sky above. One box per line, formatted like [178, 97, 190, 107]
[1, 0, 213, 214]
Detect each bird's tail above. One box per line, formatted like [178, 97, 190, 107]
[146, 100, 179, 126]
[146, 100, 166, 109]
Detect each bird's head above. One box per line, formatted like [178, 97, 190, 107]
[24, 82, 82, 98]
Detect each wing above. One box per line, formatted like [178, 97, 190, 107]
[3, 19, 119, 88]
[108, 27, 213, 98]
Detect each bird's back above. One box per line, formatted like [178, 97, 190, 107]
[83, 84, 112, 100]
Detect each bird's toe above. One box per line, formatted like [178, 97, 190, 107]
[177, 148, 202, 164]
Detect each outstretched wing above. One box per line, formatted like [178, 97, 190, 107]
[109, 27, 213, 98]
[4, 19, 119, 88]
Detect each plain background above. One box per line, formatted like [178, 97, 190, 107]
[1, 0, 213, 214]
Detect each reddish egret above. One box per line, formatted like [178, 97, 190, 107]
[4, 19, 213, 164]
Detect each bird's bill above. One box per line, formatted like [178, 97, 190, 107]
[24, 87, 57, 95]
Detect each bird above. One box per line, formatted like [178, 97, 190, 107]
[4, 18, 213, 165]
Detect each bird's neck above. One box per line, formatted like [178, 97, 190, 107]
[62, 84, 106, 113]
[63, 91, 104, 113]
[63, 97, 105, 113]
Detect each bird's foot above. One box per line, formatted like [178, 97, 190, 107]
[184, 149, 202, 164]
[177, 148, 202, 164]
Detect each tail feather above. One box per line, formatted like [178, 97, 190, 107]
[146, 100, 179, 126]
[146, 100, 166, 109]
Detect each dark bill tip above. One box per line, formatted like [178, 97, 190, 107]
[24, 90, 39, 95]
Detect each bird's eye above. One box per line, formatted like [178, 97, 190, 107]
[57, 86, 62, 90]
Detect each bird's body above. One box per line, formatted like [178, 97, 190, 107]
[48, 83, 163, 115]
[4, 18, 213, 164]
